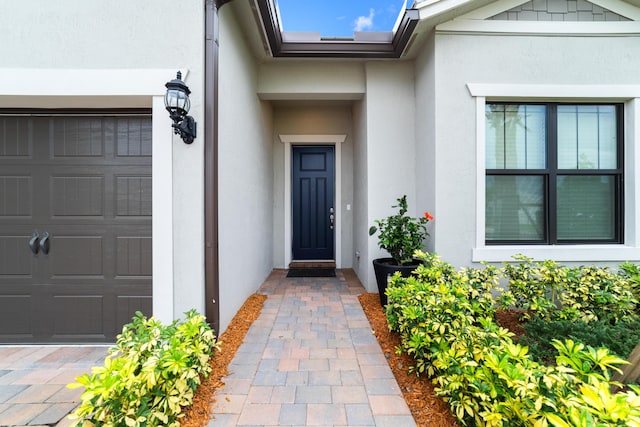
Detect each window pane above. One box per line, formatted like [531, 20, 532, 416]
[598, 106, 617, 169]
[486, 105, 546, 170]
[486, 175, 544, 241]
[557, 105, 617, 170]
[557, 175, 615, 240]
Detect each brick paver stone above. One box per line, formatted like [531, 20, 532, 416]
[207, 270, 416, 426]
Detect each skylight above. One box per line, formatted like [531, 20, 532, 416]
[276, 0, 408, 38]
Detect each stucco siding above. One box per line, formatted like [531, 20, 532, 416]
[430, 32, 640, 266]
[258, 62, 366, 100]
[364, 62, 417, 291]
[0, 0, 202, 70]
[218, 5, 274, 333]
[415, 32, 437, 254]
[352, 100, 370, 286]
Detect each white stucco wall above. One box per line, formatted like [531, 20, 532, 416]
[258, 62, 366, 100]
[364, 61, 418, 292]
[352, 100, 370, 282]
[218, 5, 274, 333]
[414, 33, 437, 253]
[421, 30, 640, 267]
[271, 105, 355, 268]
[0, 0, 206, 323]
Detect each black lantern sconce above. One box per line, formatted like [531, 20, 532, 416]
[165, 71, 197, 144]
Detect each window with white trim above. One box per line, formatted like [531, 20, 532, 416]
[485, 103, 623, 245]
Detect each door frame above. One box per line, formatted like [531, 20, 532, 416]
[280, 134, 346, 268]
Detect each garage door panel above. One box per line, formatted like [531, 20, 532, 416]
[116, 176, 152, 217]
[0, 235, 33, 276]
[116, 118, 152, 157]
[0, 117, 31, 158]
[116, 236, 151, 277]
[52, 295, 104, 337]
[52, 118, 106, 158]
[51, 176, 104, 217]
[116, 295, 152, 328]
[0, 175, 32, 217]
[0, 295, 32, 335]
[49, 236, 103, 277]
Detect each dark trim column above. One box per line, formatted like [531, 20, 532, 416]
[204, 0, 224, 334]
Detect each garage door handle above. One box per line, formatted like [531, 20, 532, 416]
[29, 231, 40, 254]
[39, 232, 50, 255]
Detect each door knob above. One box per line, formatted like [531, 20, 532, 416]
[39, 232, 50, 255]
[29, 231, 40, 254]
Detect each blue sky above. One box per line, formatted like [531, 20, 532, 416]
[277, 0, 408, 37]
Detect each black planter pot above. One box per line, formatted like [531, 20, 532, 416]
[372, 257, 422, 307]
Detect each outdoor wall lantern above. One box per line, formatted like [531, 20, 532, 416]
[165, 71, 197, 144]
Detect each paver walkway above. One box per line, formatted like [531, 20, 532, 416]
[207, 269, 416, 427]
[0, 346, 108, 427]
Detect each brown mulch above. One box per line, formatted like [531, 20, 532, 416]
[358, 293, 459, 427]
[494, 308, 528, 341]
[180, 293, 268, 427]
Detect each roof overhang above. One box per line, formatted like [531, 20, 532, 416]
[254, 0, 420, 58]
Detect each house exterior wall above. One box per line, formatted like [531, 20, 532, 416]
[0, 0, 206, 324]
[218, 5, 274, 332]
[415, 33, 437, 253]
[423, 30, 640, 267]
[271, 105, 355, 269]
[352, 100, 369, 282]
[257, 62, 366, 100]
[364, 62, 418, 292]
[257, 60, 420, 292]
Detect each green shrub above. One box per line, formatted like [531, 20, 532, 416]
[497, 255, 559, 319]
[557, 265, 638, 322]
[497, 256, 639, 323]
[520, 318, 640, 365]
[619, 262, 640, 312]
[386, 251, 501, 377]
[386, 252, 640, 426]
[68, 310, 219, 427]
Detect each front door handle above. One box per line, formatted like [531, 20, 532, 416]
[29, 231, 40, 254]
[39, 232, 50, 255]
[329, 207, 335, 230]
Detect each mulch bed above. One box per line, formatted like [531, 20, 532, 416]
[494, 308, 528, 341]
[180, 293, 268, 427]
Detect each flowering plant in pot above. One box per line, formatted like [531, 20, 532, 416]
[369, 195, 433, 306]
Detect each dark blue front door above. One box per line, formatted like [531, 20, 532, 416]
[292, 146, 335, 260]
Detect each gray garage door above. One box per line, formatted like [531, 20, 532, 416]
[0, 112, 152, 343]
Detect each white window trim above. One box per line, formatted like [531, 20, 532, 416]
[468, 83, 640, 262]
[279, 134, 346, 268]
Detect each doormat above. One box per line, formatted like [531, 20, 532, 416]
[286, 268, 336, 278]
